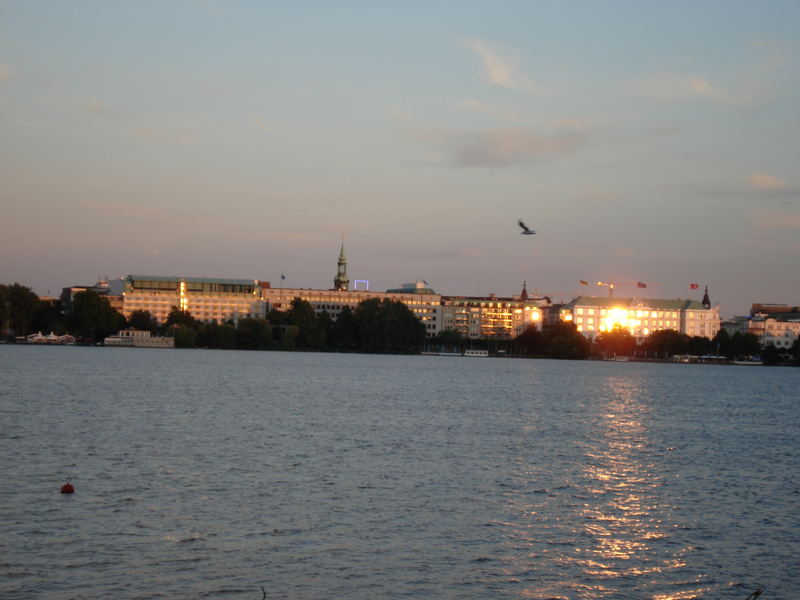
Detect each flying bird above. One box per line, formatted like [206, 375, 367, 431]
[518, 219, 536, 235]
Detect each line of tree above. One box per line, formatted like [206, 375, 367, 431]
[1, 284, 429, 353]
[3, 282, 799, 364]
[511, 322, 799, 365]
[1, 284, 125, 343]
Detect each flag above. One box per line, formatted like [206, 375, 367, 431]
[579, 280, 588, 286]
[637, 281, 647, 288]
[690, 283, 699, 289]
[281, 273, 286, 280]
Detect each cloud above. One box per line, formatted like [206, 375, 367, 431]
[135, 126, 194, 144]
[385, 103, 414, 122]
[36, 95, 120, 118]
[629, 72, 752, 106]
[85, 97, 118, 118]
[755, 209, 800, 230]
[748, 172, 787, 190]
[413, 127, 586, 167]
[462, 38, 540, 93]
[0, 63, 11, 84]
[253, 116, 271, 132]
[454, 98, 522, 122]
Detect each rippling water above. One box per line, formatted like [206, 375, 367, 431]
[1, 346, 798, 599]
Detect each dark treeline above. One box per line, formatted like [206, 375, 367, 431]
[1, 283, 125, 343]
[512, 322, 799, 365]
[0, 284, 427, 354]
[3, 282, 799, 363]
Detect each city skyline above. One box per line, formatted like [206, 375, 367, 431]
[2, 2, 799, 318]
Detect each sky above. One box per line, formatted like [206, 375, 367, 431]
[1, 1, 799, 317]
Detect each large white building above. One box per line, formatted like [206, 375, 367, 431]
[262, 281, 442, 336]
[440, 284, 549, 339]
[559, 294, 721, 343]
[120, 275, 265, 324]
[747, 305, 800, 350]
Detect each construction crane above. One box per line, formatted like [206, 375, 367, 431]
[593, 280, 648, 297]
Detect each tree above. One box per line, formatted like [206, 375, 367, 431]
[730, 331, 761, 360]
[644, 329, 688, 358]
[31, 299, 65, 335]
[761, 344, 782, 366]
[351, 298, 426, 354]
[713, 328, 733, 358]
[789, 338, 800, 365]
[595, 325, 635, 358]
[432, 328, 467, 354]
[331, 306, 358, 351]
[287, 298, 323, 349]
[512, 325, 547, 356]
[542, 321, 589, 359]
[127, 310, 159, 333]
[163, 307, 198, 332]
[687, 335, 712, 356]
[2, 283, 40, 338]
[235, 317, 272, 350]
[68, 290, 125, 342]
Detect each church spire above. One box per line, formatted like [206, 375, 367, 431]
[520, 280, 529, 301]
[701, 286, 710, 309]
[333, 237, 349, 291]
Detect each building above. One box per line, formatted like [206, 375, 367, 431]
[559, 294, 721, 343]
[261, 245, 442, 335]
[61, 277, 124, 313]
[440, 283, 549, 339]
[103, 328, 175, 348]
[261, 281, 442, 336]
[748, 304, 800, 350]
[119, 275, 264, 324]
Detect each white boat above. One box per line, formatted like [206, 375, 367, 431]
[463, 349, 489, 357]
[104, 329, 175, 348]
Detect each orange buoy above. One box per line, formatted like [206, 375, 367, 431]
[60, 479, 75, 494]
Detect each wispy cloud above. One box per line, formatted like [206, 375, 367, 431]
[85, 97, 118, 118]
[0, 63, 11, 84]
[462, 38, 541, 93]
[385, 103, 414, 122]
[629, 72, 751, 106]
[748, 172, 786, 190]
[413, 127, 586, 168]
[756, 209, 800, 230]
[253, 116, 271, 132]
[454, 98, 523, 122]
[37, 95, 120, 118]
[135, 126, 195, 144]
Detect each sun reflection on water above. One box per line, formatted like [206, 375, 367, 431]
[504, 376, 710, 599]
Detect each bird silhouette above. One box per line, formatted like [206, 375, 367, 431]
[518, 219, 536, 235]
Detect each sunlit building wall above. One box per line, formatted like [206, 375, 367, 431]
[261, 283, 442, 336]
[559, 296, 720, 342]
[120, 275, 264, 324]
[748, 315, 800, 349]
[440, 295, 548, 339]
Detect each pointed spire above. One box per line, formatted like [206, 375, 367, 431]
[701, 286, 710, 309]
[333, 237, 349, 291]
[520, 280, 529, 301]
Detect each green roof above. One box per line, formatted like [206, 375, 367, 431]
[566, 296, 710, 310]
[128, 275, 255, 285]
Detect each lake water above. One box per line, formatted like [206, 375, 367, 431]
[1, 346, 798, 600]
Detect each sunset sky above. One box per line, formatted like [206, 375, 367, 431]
[2, 1, 798, 316]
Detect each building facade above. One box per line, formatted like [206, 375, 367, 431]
[261, 281, 442, 336]
[559, 296, 721, 342]
[120, 275, 264, 324]
[748, 305, 800, 350]
[440, 294, 548, 339]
